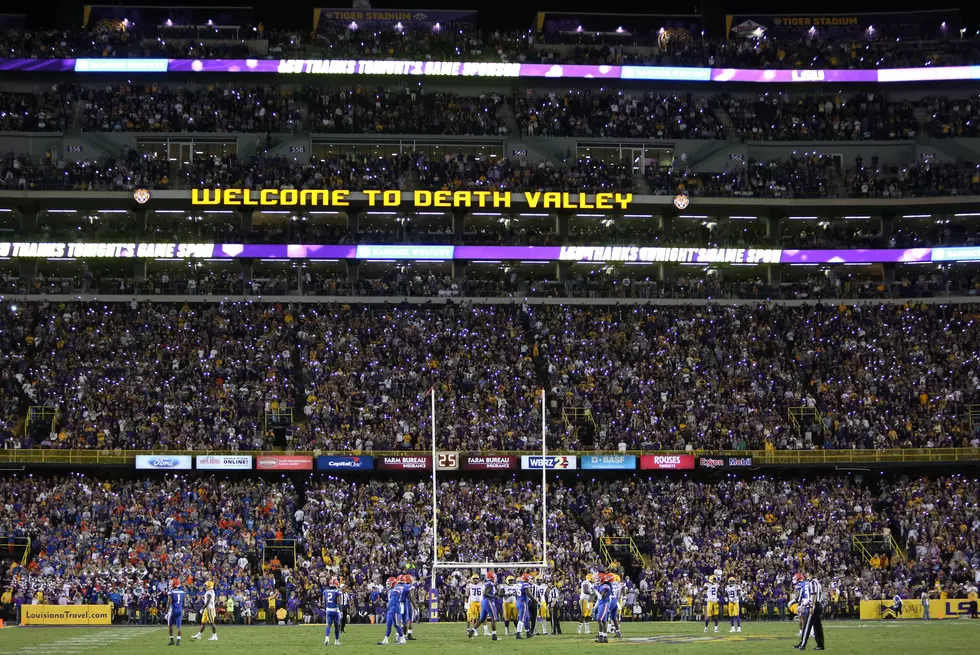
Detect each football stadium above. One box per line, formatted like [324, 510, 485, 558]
[0, 1, 979, 654]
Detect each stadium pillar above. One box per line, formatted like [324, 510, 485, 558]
[134, 208, 147, 232]
[241, 259, 253, 287]
[452, 260, 465, 282]
[18, 259, 36, 290]
[133, 259, 147, 281]
[555, 213, 569, 244]
[347, 259, 360, 282]
[348, 211, 360, 239]
[452, 211, 465, 242]
[556, 260, 571, 281]
[661, 215, 672, 242]
[880, 213, 894, 246]
[883, 262, 896, 289]
[240, 209, 253, 239]
[766, 216, 781, 244]
[767, 264, 782, 287]
[19, 208, 37, 235]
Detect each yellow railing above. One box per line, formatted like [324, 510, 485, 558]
[562, 406, 597, 430]
[0, 447, 978, 466]
[852, 533, 907, 565]
[788, 406, 826, 435]
[599, 536, 644, 567]
[969, 404, 980, 431]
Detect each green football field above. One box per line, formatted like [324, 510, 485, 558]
[1, 620, 978, 654]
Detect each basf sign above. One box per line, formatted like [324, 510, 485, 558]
[521, 455, 577, 470]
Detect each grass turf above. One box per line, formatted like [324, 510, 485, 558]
[1, 620, 978, 655]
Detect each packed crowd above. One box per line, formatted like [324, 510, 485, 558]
[516, 91, 728, 140]
[0, 28, 256, 59]
[3, 303, 294, 450]
[649, 158, 980, 199]
[10, 302, 978, 452]
[1, 473, 977, 621]
[2, 83, 975, 146]
[0, 474, 298, 620]
[307, 87, 507, 136]
[78, 85, 301, 133]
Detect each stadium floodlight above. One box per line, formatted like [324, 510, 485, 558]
[428, 388, 549, 598]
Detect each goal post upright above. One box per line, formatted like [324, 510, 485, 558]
[541, 388, 547, 568]
[429, 387, 437, 595]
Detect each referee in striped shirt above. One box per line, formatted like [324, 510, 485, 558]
[796, 576, 825, 651]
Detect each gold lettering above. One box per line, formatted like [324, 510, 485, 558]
[525, 192, 541, 208]
[364, 190, 381, 206]
[192, 188, 221, 205]
[493, 191, 511, 208]
[383, 190, 400, 207]
[299, 190, 329, 206]
[455, 191, 471, 208]
[473, 191, 490, 207]
[280, 189, 298, 205]
[561, 193, 577, 209]
[260, 189, 278, 205]
[242, 189, 259, 205]
[222, 189, 241, 205]
[543, 192, 562, 208]
[595, 193, 612, 209]
[434, 191, 451, 208]
[615, 193, 633, 209]
[333, 190, 350, 207]
[415, 190, 432, 207]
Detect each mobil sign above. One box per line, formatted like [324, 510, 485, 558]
[521, 455, 577, 470]
[640, 454, 696, 470]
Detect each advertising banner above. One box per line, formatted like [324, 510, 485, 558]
[256, 455, 313, 470]
[135, 455, 192, 470]
[7, 56, 980, 84]
[698, 456, 754, 470]
[196, 455, 253, 470]
[520, 455, 577, 470]
[436, 452, 460, 471]
[314, 8, 477, 34]
[21, 604, 112, 625]
[463, 455, 518, 470]
[581, 455, 637, 470]
[316, 455, 374, 471]
[376, 455, 432, 471]
[640, 454, 696, 470]
[859, 599, 927, 620]
[726, 10, 960, 42]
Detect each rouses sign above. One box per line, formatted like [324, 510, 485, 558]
[640, 454, 696, 470]
[581, 455, 637, 470]
[195, 455, 253, 470]
[436, 452, 459, 471]
[316, 456, 374, 471]
[698, 456, 754, 469]
[521, 455, 577, 470]
[377, 456, 432, 471]
[464, 455, 518, 470]
[135, 455, 192, 470]
[256, 455, 313, 470]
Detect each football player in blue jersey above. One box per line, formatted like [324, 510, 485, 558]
[468, 572, 498, 641]
[378, 576, 406, 646]
[167, 579, 185, 646]
[398, 574, 417, 641]
[515, 573, 534, 639]
[323, 577, 342, 646]
[593, 573, 613, 643]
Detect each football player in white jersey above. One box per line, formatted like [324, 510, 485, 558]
[191, 581, 218, 641]
[534, 576, 548, 635]
[607, 574, 623, 638]
[578, 573, 594, 634]
[703, 575, 721, 633]
[725, 576, 742, 633]
[467, 574, 484, 635]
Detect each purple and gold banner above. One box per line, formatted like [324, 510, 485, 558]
[2, 242, 979, 263]
[1, 57, 978, 83]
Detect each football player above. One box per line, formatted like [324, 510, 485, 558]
[578, 572, 594, 634]
[166, 579, 185, 646]
[378, 577, 406, 646]
[322, 577, 342, 646]
[468, 572, 498, 641]
[502, 575, 518, 636]
[703, 575, 720, 633]
[726, 576, 742, 633]
[191, 580, 218, 642]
